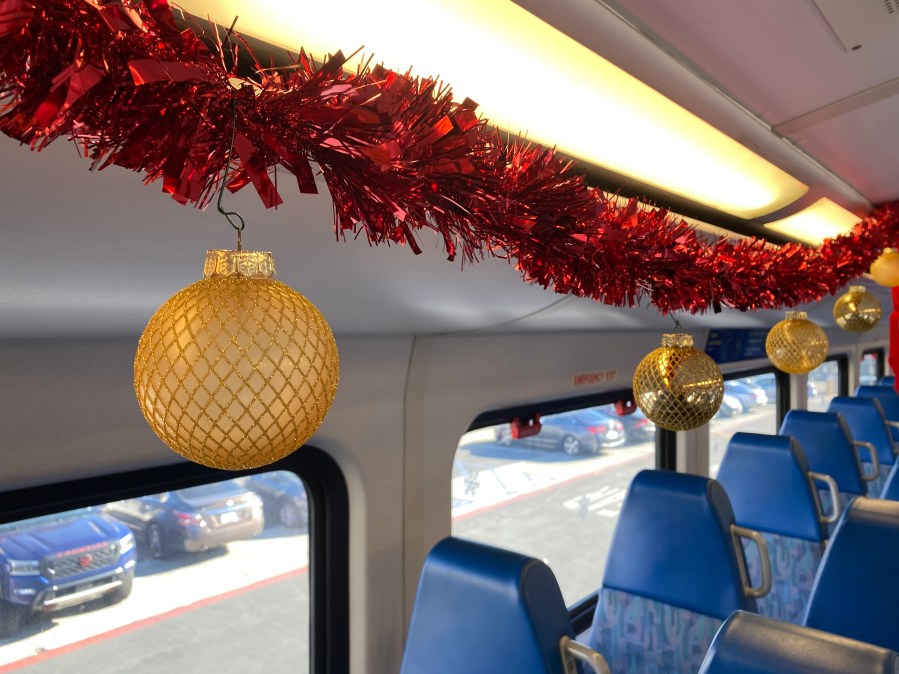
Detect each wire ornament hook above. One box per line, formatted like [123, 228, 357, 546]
[216, 94, 246, 251]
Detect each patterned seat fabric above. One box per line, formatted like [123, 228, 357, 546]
[592, 588, 722, 674]
[588, 470, 753, 674]
[863, 462, 889, 496]
[816, 489, 853, 535]
[742, 533, 824, 623]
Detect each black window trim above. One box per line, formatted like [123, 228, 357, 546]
[862, 347, 886, 383]
[0, 446, 349, 674]
[465, 389, 664, 632]
[721, 365, 789, 429]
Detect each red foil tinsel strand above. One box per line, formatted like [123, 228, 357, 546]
[1, 0, 897, 314]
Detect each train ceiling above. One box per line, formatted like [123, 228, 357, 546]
[1, 0, 896, 338]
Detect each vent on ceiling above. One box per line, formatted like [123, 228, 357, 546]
[814, 0, 899, 51]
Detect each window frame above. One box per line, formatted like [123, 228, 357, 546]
[0, 446, 349, 674]
[862, 347, 886, 383]
[467, 389, 659, 633]
[722, 365, 789, 428]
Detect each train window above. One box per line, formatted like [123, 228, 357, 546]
[0, 472, 310, 671]
[709, 372, 778, 477]
[808, 358, 847, 411]
[452, 401, 656, 605]
[861, 349, 884, 386]
[0, 447, 347, 674]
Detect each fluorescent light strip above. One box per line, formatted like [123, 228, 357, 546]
[764, 198, 860, 245]
[182, 0, 808, 218]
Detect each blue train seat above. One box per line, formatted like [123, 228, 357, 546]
[699, 611, 899, 674]
[828, 397, 894, 495]
[803, 497, 899, 652]
[779, 411, 870, 513]
[879, 375, 895, 387]
[855, 385, 899, 442]
[589, 470, 765, 674]
[882, 463, 899, 500]
[400, 537, 609, 674]
[716, 433, 831, 623]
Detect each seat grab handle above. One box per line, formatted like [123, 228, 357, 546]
[810, 471, 842, 525]
[853, 440, 881, 481]
[731, 525, 772, 599]
[560, 636, 611, 674]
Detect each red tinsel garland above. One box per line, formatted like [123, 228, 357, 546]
[1, 0, 897, 314]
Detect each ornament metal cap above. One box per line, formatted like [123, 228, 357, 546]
[203, 249, 275, 278]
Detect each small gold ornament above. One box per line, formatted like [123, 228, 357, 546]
[633, 333, 724, 431]
[765, 311, 828, 374]
[134, 250, 339, 470]
[833, 285, 882, 333]
[870, 249, 899, 288]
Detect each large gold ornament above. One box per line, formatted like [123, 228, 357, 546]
[633, 333, 724, 431]
[134, 250, 339, 470]
[833, 285, 882, 333]
[765, 311, 828, 374]
[870, 249, 899, 288]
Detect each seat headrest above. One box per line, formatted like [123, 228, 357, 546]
[879, 376, 895, 387]
[700, 611, 899, 674]
[828, 397, 895, 465]
[603, 469, 752, 620]
[717, 433, 825, 542]
[804, 498, 899, 652]
[780, 411, 865, 495]
[400, 537, 572, 674]
[856, 385, 899, 420]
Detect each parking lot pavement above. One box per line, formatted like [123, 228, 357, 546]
[452, 442, 655, 518]
[0, 528, 308, 668]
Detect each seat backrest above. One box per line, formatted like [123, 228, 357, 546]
[699, 611, 899, 674]
[590, 470, 754, 674]
[804, 498, 899, 652]
[880, 376, 895, 387]
[830, 395, 895, 466]
[855, 385, 899, 442]
[780, 411, 865, 497]
[718, 433, 825, 542]
[716, 433, 826, 623]
[828, 396, 894, 494]
[400, 537, 574, 674]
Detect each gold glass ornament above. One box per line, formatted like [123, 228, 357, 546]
[134, 250, 339, 470]
[633, 333, 724, 431]
[833, 285, 882, 333]
[765, 311, 828, 374]
[870, 248, 899, 288]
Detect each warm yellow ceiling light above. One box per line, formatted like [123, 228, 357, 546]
[764, 198, 860, 245]
[178, 0, 807, 219]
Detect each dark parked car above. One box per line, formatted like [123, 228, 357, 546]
[724, 380, 768, 411]
[105, 481, 264, 559]
[239, 471, 308, 529]
[714, 393, 744, 419]
[0, 508, 136, 635]
[609, 408, 656, 445]
[498, 409, 625, 455]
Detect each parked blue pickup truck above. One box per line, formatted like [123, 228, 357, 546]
[0, 507, 136, 636]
